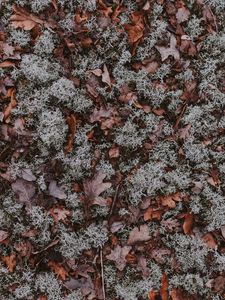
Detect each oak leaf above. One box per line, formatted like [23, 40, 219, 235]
[124, 11, 144, 45]
[106, 245, 131, 271]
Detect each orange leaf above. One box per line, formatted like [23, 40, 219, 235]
[144, 207, 162, 221]
[48, 261, 68, 280]
[183, 213, 194, 235]
[2, 253, 16, 272]
[160, 192, 182, 208]
[0, 61, 15, 68]
[148, 290, 157, 300]
[3, 88, 17, 122]
[160, 273, 169, 300]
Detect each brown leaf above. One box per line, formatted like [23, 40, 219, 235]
[144, 207, 162, 221]
[0, 230, 8, 242]
[48, 261, 68, 280]
[148, 291, 157, 300]
[127, 224, 150, 245]
[21, 168, 36, 182]
[156, 34, 180, 61]
[183, 213, 194, 234]
[64, 114, 77, 154]
[0, 61, 15, 68]
[10, 5, 52, 30]
[49, 207, 71, 224]
[202, 233, 217, 249]
[160, 192, 182, 208]
[12, 179, 35, 206]
[3, 88, 17, 122]
[176, 7, 190, 23]
[108, 146, 119, 158]
[124, 11, 144, 45]
[83, 171, 112, 206]
[160, 273, 169, 300]
[102, 64, 111, 87]
[2, 253, 16, 272]
[90, 107, 116, 123]
[48, 181, 66, 199]
[106, 245, 131, 271]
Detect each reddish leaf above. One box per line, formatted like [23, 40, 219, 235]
[183, 213, 194, 234]
[127, 224, 150, 245]
[106, 245, 131, 271]
[160, 273, 169, 300]
[124, 11, 144, 45]
[64, 114, 77, 154]
[0, 61, 15, 68]
[48, 261, 68, 280]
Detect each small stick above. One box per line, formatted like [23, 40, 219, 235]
[109, 185, 120, 217]
[100, 248, 106, 300]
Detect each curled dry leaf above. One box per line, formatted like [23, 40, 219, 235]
[160, 273, 169, 300]
[102, 64, 111, 87]
[127, 224, 151, 245]
[12, 178, 35, 206]
[182, 213, 194, 234]
[202, 233, 217, 249]
[83, 170, 112, 206]
[64, 114, 77, 154]
[0, 230, 8, 242]
[160, 192, 182, 208]
[106, 245, 131, 271]
[124, 11, 144, 45]
[48, 181, 66, 200]
[156, 34, 180, 61]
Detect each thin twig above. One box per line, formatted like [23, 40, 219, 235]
[100, 247, 106, 300]
[109, 184, 120, 217]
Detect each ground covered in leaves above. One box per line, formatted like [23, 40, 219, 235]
[0, 0, 225, 299]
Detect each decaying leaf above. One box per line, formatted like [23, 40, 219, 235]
[156, 34, 180, 61]
[10, 5, 52, 30]
[102, 64, 111, 87]
[64, 114, 77, 154]
[0, 230, 8, 242]
[106, 245, 131, 271]
[160, 192, 182, 208]
[48, 181, 66, 200]
[124, 11, 144, 45]
[12, 179, 35, 206]
[160, 273, 169, 300]
[48, 261, 68, 280]
[176, 7, 190, 23]
[83, 171, 112, 206]
[127, 224, 150, 245]
[182, 213, 194, 234]
[49, 207, 71, 223]
[2, 253, 16, 272]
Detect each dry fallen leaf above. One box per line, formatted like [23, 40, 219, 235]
[202, 233, 217, 249]
[102, 64, 111, 87]
[49, 207, 71, 223]
[106, 245, 131, 271]
[127, 224, 151, 245]
[10, 5, 52, 30]
[176, 7, 190, 23]
[48, 261, 68, 280]
[2, 253, 16, 272]
[156, 34, 180, 61]
[12, 179, 35, 206]
[48, 181, 66, 200]
[183, 213, 194, 234]
[0, 230, 8, 242]
[160, 273, 169, 300]
[0, 61, 15, 68]
[64, 114, 77, 154]
[83, 171, 112, 206]
[124, 11, 144, 45]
